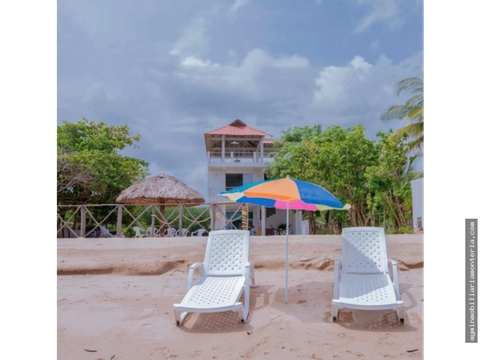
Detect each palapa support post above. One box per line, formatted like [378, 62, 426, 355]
[151, 206, 156, 237]
[160, 204, 165, 237]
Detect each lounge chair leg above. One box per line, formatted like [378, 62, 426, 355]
[238, 308, 246, 323]
[333, 306, 339, 322]
[175, 310, 188, 326]
[397, 308, 405, 324]
[174, 310, 180, 325]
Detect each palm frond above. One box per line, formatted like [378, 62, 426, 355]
[397, 76, 423, 97]
[381, 105, 411, 121]
[391, 122, 423, 139]
[407, 136, 424, 152]
[382, 75, 424, 151]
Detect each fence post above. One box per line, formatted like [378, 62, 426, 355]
[211, 205, 216, 231]
[80, 206, 86, 237]
[116, 205, 123, 237]
[179, 205, 183, 236]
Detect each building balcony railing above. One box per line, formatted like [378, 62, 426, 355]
[207, 150, 275, 164]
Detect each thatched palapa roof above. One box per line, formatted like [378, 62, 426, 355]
[116, 174, 204, 206]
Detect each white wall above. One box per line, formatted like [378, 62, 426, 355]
[207, 166, 266, 203]
[411, 178, 424, 231]
[207, 169, 226, 202]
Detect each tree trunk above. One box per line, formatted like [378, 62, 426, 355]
[309, 212, 316, 235]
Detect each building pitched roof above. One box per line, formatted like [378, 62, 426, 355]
[116, 173, 204, 206]
[206, 119, 272, 137]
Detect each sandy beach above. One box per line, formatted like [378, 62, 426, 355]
[57, 234, 423, 360]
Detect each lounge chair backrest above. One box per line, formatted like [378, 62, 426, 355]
[192, 229, 207, 236]
[204, 230, 250, 276]
[165, 227, 176, 237]
[133, 226, 144, 238]
[176, 228, 189, 237]
[341, 227, 388, 274]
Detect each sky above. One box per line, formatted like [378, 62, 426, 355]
[57, 0, 424, 199]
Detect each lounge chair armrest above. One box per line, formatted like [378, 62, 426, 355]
[245, 261, 256, 287]
[388, 259, 401, 299]
[333, 260, 341, 300]
[186, 262, 205, 292]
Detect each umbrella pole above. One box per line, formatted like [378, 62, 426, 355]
[285, 201, 289, 303]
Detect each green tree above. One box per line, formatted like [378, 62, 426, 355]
[381, 75, 424, 152]
[266, 124, 323, 181]
[266, 125, 379, 233]
[312, 125, 379, 229]
[265, 125, 324, 233]
[57, 118, 149, 205]
[365, 132, 415, 232]
[266, 124, 416, 233]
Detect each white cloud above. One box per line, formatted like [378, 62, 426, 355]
[273, 55, 311, 68]
[312, 52, 423, 127]
[169, 5, 222, 57]
[169, 49, 313, 104]
[240, 49, 310, 70]
[180, 57, 220, 68]
[314, 56, 371, 105]
[229, 0, 251, 16]
[353, 0, 403, 33]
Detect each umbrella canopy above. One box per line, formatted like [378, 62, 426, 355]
[116, 173, 204, 206]
[221, 177, 350, 211]
[219, 176, 349, 302]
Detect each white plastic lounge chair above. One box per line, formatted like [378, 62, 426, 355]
[332, 227, 405, 323]
[176, 228, 189, 237]
[164, 227, 176, 237]
[173, 230, 256, 326]
[146, 227, 158, 237]
[133, 226, 146, 238]
[191, 229, 208, 237]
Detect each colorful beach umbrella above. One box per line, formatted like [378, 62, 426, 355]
[219, 176, 350, 302]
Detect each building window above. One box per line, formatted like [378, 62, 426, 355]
[226, 173, 253, 190]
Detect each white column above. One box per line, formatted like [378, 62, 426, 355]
[254, 206, 260, 235]
[261, 206, 266, 236]
[260, 138, 264, 162]
[295, 210, 302, 235]
[221, 135, 225, 162]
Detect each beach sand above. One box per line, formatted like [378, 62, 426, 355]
[57, 234, 423, 360]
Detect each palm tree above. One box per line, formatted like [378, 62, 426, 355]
[381, 75, 423, 152]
